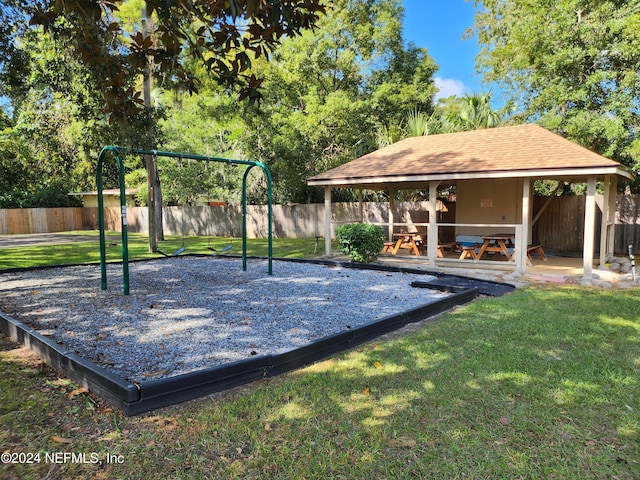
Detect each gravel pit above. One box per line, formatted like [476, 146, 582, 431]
[0, 257, 446, 383]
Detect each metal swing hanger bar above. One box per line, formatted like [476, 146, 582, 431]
[96, 146, 273, 295]
[126, 147, 260, 168]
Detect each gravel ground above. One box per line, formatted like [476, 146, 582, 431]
[0, 257, 446, 383]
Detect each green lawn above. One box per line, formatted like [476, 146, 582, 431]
[0, 232, 328, 269]
[1, 238, 639, 479]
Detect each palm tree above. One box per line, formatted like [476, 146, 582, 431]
[376, 123, 405, 148]
[405, 108, 429, 137]
[438, 92, 505, 132]
[450, 93, 503, 131]
[376, 108, 430, 148]
[377, 92, 505, 148]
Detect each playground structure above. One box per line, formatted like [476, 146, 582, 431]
[96, 146, 274, 294]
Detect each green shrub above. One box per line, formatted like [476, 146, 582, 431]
[335, 223, 384, 263]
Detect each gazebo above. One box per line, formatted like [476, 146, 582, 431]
[307, 124, 635, 281]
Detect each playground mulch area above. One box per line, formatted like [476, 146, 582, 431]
[0, 257, 447, 384]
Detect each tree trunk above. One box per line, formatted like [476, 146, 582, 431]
[145, 154, 163, 252]
[142, 7, 163, 251]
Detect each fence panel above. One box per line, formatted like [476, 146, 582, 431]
[0, 207, 85, 234]
[533, 196, 587, 253]
[532, 194, 640, 254]
[616, 195, 640, 254]
[1, 197, 639, 254]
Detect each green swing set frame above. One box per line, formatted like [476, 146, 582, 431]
[96, 146, 274, 295]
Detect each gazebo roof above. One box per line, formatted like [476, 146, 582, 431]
[307, 124, 634, 187]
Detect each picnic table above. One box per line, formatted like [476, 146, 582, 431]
[386, 232, 422, 256]
[476, 233, 514, 260]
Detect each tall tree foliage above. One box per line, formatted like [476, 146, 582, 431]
[244, 0, 438, 203]
[153, 86, 251, 206]
[18, 0, 325, 124]
[0, 26, 157, 207]
[472, 0, 640, 182]
[377, 93, 506, 148]
[0, 0, 326, 210]
[429, 92, 506, 134]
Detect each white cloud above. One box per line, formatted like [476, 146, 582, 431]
[433, 77, 468, 100]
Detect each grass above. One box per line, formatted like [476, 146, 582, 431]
[1, 238, 639, 478]
[0, 231, 329, 269]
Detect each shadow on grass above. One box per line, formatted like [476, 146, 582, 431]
[1, 279, 639, 479]
[205, 287, 640, 478]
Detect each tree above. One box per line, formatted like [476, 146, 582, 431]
[16, 0, 326, 124]
[243, 0, 438, 203]
[429, 92, 506, 134]
[377, 92, 506, 148]
[0, 97, 84, 208]
[376, 108, 429, 148]
[1, 0, 325, 250]
[0, 25, 156, 207]
[153, 85, 250, 206]
[472, 0, 640, 184]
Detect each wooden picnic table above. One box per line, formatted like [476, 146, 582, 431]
[476, 233, 514, 260]
[390, 233, 422, 256]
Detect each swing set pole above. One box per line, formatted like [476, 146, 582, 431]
[97, 146, 130, 295]
[242, 163, 273, 275]
[97, 146, 273, 295]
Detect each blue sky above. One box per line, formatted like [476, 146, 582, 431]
[402, 0, 484, 100]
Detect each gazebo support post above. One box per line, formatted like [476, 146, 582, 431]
[582, 176, 597, 282]
[526, 178, 534, 246]
[324, 186, 332, 255]
[515, 178, 531, 274]
[599, 175, 617, 267]
[607, 175, 618, 260]
[427, 181, 439, 266]
[358, 189, 364, 223]
[388, 188, 396, 241]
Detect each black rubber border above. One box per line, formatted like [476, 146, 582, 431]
[0, 312, 138, 406]
[0, 258, 481, 416]
[410, 278, 516, 297]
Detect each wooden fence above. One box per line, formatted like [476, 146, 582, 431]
[80, 201, 451, 239]
[1, 195, 640, 254]
[532, 194, 640, 254]
[0, 207, 88, 234]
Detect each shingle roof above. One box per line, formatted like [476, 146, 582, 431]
[307, 124, 634, 186]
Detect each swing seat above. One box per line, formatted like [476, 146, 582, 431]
[208, 244, 233, 253]
[158, 246, 185, 257]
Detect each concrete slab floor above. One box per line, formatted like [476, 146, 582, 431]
[369, 253, 640, 289]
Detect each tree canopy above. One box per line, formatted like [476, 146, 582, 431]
[3, 0, 325, 124]
[0, 0, 327, 207]
[472, 0, 640, 182]
[0, 0, 439, 207]
[242, 0, 438, 203]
